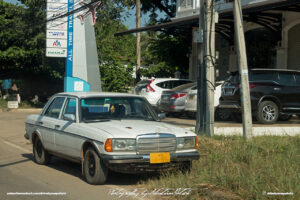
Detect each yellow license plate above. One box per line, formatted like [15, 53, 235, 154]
[150, 152, 170, 164]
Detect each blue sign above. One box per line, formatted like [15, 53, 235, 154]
[66, 0, 74, 77]
[2, 79, 12, 90]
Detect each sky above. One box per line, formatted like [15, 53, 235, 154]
[4, 0, 155, 30]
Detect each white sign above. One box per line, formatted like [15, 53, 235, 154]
[7, 101, 19, 109]
[46, 48, 67, 57]
[47, 0, 68, 4]
[47, 21, 68, 30]
[47, 11, 67, 20]
[74, 81, 84, 92]
[47, 3, 67, 12]
[46, 30, 67, 39]
[47, 38, 67, 48]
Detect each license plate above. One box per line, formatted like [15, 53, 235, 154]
[190, 95, 194, 100]
[150, 152, 170, 164]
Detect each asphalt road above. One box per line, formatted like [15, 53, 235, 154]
[0, 111, 148, 200]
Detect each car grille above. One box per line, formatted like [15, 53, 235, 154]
[136, 133, 176, 155]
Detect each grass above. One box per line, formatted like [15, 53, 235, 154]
[139, 136, 300, 200]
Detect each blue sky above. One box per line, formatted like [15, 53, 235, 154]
[4, 0, 154, 30]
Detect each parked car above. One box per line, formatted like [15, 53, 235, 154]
[158, 82, 196, 116]
[24, 92, 199, 185]
[184, 82, 231, 120]
[133, 79, 150, 95]
[219, 69, 300, 124]
[139, 78, 194, 107]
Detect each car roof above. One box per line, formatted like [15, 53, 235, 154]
[251, 68, 300, 73]
[55, 92, 140, 98]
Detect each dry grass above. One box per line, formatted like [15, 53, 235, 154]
[139, 135, 300, 200]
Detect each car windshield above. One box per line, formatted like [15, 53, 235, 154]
[80, 97, 158, 122]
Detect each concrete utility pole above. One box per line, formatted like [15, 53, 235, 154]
[233, 0, 253, 139]
[136, 0, 141, 82]
[204, 0, 216, 137]
[196, 0, 206, 135]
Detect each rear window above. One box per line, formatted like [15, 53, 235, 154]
[156, 80, 193, 89]
[250, 71, 278, 82]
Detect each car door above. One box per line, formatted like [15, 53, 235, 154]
[39, 97, 66, 151]
[54, 97, 82, 159]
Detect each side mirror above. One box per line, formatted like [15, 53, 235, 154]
[158, 113, 166, 119]
[63, 114, 75, 122]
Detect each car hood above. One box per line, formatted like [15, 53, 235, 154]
[86, 120, 194, 138]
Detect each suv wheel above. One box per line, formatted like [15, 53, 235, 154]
[257, 101, 279, 124]
[83, 148, 108, 185]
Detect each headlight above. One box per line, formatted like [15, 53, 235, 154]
[176, 137, 196, 150]
[112, 139, 136, 152]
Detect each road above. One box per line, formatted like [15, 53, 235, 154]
[0, 111, 146, 200]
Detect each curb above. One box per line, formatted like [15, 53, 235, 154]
[0, 108, 42, 113]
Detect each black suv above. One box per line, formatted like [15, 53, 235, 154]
[219, 69, 300, 124]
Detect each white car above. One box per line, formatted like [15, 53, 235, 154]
[184, 82, 231, 120]
[24, 92, 199, 185]
[139, 78, 193, 107]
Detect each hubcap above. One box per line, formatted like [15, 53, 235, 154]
[262, 105, 276, 121]
[88, 153, 95, 177]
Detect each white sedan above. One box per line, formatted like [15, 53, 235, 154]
[25, 92, 199, 185]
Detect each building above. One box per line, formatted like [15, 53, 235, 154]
[176, 0, 300, 80]
[116, 0, 300, 81]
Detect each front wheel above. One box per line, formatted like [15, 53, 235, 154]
[256, 101, 279, 124]
[33, 137, 50, 165]
[83, 148, 108, 185]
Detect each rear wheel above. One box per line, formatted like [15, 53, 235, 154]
[83, 148, 108, 185]
[256, 101, 279, 124]
[33, 137, 50, 165]
[215, 108, 231, 121]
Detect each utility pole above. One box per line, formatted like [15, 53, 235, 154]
[196, 0, 205, 135]
[136, 0, 141, 82]
[204, 0, 215, 137]
[233, 0, 253, 139]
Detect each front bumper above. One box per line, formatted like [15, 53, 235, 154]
[101, 151, 200, 164]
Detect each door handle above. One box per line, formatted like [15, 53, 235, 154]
[38, 121, 43, 125]
[274, 88, 281, 91]
[55, 125, 60, 129]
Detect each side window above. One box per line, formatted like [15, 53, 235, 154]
[62, 98, 77, 120]
[295, 74, 300, 86]
[44, 97, 65, 118]
[278, 73, 296, 86]
[251, 72, 278, 82]
[156, 81, 169, 89]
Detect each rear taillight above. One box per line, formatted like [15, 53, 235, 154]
[171, 93, 187, 99]
[249, 83, 257, 89]
[146, 79, 155, 92]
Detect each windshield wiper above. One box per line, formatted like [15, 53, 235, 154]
[83, 119, 111, 123]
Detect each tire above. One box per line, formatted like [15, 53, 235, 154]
[33, 137, 50, 165]
[83, 148, 108, 185]
[215, 108, 231, 121]
[256, 101, 279, 124]
[278, 114, 292, 121]
[186, 112, 196, 119]
[231, 113, 242, 123]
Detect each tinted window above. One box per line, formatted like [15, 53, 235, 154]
[250, 71, 278, 82]
[295, 73, 300, 86]
[156, 81, 169, 89]
[278, 73, 296, 86]
[62, 98, 77, 120]
[44, 97, 65, 118]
